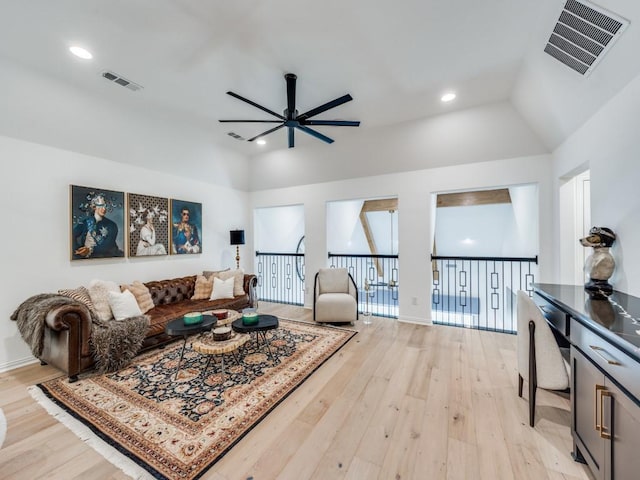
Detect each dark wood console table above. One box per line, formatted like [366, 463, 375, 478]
[534, 283, 640, 480]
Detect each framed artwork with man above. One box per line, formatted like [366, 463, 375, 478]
[170, 199, 202, 254]
[70, 185, 125, 260]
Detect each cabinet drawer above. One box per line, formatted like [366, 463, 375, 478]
[534, 293, 569, 337]
[571, 317, 640, 402]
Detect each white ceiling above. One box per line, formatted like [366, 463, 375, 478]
[0, 0, 638, 162]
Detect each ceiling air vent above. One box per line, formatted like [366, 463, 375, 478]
[101, 70, 143, 91]
[227, 132, 246, 141]
[544, 0, 629, 75]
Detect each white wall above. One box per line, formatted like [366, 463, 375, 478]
[248, 101, 548, 190]
[326, 200, 366, 255]
[326, 199, 399, 255]
[506, 184, 539, 258]
[0, 135, 249, 371]
[552, 71, 640, 296]
[250, 154, 553, 324]
[434, 184, 538, 258]
[0, 57, 250, 191]
[253, 204, 304, 253]
[512, 0, 640, 150]
[435, 204, 513, 256]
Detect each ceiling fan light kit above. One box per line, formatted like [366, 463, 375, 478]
[219, 73, 360, 148]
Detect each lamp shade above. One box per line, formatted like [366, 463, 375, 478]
[229, 230, 245, 245]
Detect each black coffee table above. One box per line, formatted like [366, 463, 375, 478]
[165, 314, 217, 379]
[231, 314, 279, 361]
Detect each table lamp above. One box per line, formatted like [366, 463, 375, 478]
[229, 229, 245, 269]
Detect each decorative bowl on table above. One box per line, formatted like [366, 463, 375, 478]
[183, 312, 203, 325]
[212, 309, 228, 320]
[242, 311, 259, 326]
[212, 326, 232, 341]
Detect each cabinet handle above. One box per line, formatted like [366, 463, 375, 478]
[595, 384, 606, 432]
[590, 345, 621, 365]
[600, 389, 612, 440]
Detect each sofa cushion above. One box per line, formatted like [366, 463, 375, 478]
[191, 275, 214, 300]
[315, 293, 357, 322]
[208, 269, 245, 296]
[88, 280, 121, 321]
[210, 276, 235, 300]
[318, 268, 349, 294]
[58, 286, 96, 314]
[108, 290, 143, 321]
[202, 267, 230, 278]
[145, 276, 196, 306]
[121, 281, 154, 314]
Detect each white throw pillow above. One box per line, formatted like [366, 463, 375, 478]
[87, 279, 121, 321]
[210, 276, 235, 300]
[107, 289, 143, 321]
[213, 269, 245, 296]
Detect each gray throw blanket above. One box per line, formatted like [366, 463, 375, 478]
[11, 293, 148, 374]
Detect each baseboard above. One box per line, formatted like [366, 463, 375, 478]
[398, 315, 433, 326]
[0, 356, 38, 374]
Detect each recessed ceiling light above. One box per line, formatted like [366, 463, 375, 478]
[441, 92, 456, 103]
[69, 46, 93, 60]
[256, 139, 266, 146]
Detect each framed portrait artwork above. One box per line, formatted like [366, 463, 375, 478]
[70, 185, 125, 260]
[127, 193, 169, 257]
[170, 199, 202, 254]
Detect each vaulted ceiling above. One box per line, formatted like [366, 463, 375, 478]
[0, 0, 639, 184]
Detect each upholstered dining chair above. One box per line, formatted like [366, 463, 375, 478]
[313, 268, 358, 324]
[517, 290, 570, 427]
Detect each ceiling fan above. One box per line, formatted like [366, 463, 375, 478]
[219, 73, 360, 148]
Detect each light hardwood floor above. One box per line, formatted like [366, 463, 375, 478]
[0, 302, 593, 480]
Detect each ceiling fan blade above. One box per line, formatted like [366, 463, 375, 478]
[303, 120, 360, 127]
[298, 94, 353, 121]
[296, 125, 334, 144]
[285, 73, 297, 119]
[219, 119, 283, 123]
[226, 91, 285, 120]
[247, 123, 285, 142]
[288, 127, 295, 148]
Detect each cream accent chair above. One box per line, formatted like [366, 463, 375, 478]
[313, 268, 358, 324]
[517, 290, 570, 427]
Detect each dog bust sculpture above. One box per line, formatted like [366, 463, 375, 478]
[580, 227, 616, 293]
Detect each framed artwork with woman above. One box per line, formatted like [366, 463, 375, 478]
[127, 193, 169, 257]
[170, 199, 202, 254]
[70, 185, 125, 260]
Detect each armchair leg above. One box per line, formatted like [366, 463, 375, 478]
[528, 320, 537, 427]
[529, 380, 536, 427]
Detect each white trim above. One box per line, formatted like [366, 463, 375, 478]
[0, 356, 39, 374]
[398, 315, 432, 325]
[28, 386, 153, 480]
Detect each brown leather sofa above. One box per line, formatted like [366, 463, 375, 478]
[41, 274, 257, 382]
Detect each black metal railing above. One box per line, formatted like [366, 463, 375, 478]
[255, 251, 305, 306]
[430, 255, 538, 333]
[328, 253, 399, 318]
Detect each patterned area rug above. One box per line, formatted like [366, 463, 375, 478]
[30, 319, 355, 479]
